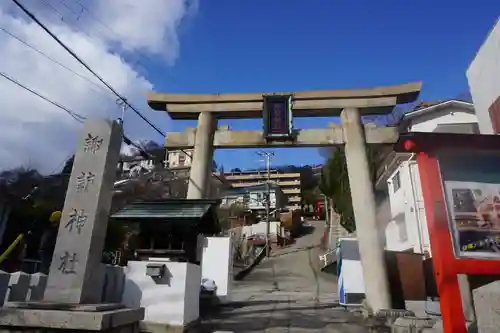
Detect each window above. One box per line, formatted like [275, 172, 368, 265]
[178, 153, 186, 166]
[392, 172, 401, 193]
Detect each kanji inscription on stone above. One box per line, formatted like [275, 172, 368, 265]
[44, 119, 122, 304]
[75, 172, 95, 193]
[83, 133, 103, 154]
[65, 209, 88, 234]
[58, 251, 78, 275]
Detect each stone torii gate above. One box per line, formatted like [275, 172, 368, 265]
[147, 82, 421, 313]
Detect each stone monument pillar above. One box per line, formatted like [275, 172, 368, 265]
[340, 107, 391, 313]
[44, 119, 122, 303]
[0, 119, 144, 333]
[187, 112, 217, 199]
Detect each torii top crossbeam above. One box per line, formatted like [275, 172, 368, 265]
[147, 82, 422, 120]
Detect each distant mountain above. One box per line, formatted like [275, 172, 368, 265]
[121, 140, 163, 157]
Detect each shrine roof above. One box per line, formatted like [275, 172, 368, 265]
[110, 199, 221, 220]
[147, 82, 422, 120]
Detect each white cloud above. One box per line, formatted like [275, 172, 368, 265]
[0, 0, 196, 174]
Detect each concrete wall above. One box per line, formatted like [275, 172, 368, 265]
[121, 261, 200, 327]
[1, 241, 232, 328]
[238, 221, 282, 237]
[0, 264, 124, 305]
[201, 237, 233, 302]
[467, 17, 500, 134]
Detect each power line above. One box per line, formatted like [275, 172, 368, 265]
[0, 69, 154, 162]
[0, 27, 115, 103]
[11, 0, 166, 137]
[11, 0, 225, 184]
[39, 0, 65, 21]
[56, 0, 83, 19]
[65, 0, 184, 86]
[0, 68, 186, 183]
[40, 0, 113, 54]
[67, 0, 123, 40]
[0, 70, 86, 123]
[25, 0, 212, 176]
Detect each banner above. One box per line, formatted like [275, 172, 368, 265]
[443, 181, 500, 258]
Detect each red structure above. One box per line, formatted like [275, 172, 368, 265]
[395, 132, 500, 333]
[316, 200, 324, 218]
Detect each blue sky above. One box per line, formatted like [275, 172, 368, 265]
[147, 0, 499, 171]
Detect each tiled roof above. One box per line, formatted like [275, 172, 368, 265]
[413, 100, 443, 111]
[110, 199, 220, 220]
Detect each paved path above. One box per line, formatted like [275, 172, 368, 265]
[200, 220, 372, 332]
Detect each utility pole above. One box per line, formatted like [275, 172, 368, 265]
[257, 151, 274, 257]
[117, 98, 127, 125]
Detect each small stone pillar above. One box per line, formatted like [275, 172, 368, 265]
[458, 274, 476, 322]
[187, 112, 217, 199]
[473, 280, 500, 333]
[340, 107, 391, 313]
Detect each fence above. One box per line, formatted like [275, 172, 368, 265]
[0, 264, 125, 306]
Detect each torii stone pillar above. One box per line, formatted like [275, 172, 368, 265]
[186, 112, 217, 199]
[341, 107, 391, 312]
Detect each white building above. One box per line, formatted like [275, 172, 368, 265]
[467, 17, 500, 134]
[376, 100, 478, 255]
[221, 184, 286, 212]
[220, 188, 246, 208]
[166, 149, 193, 168]
[121, 158, 156, 178]
[247, 184, 285, 211]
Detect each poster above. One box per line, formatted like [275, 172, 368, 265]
[444, 181, 500, 258]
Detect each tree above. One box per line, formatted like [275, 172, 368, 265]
[318, 146, 380, 233]
[0, 167, 42, 202]
[141, 140, 162, 152]
[301, 187, 321, 205]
